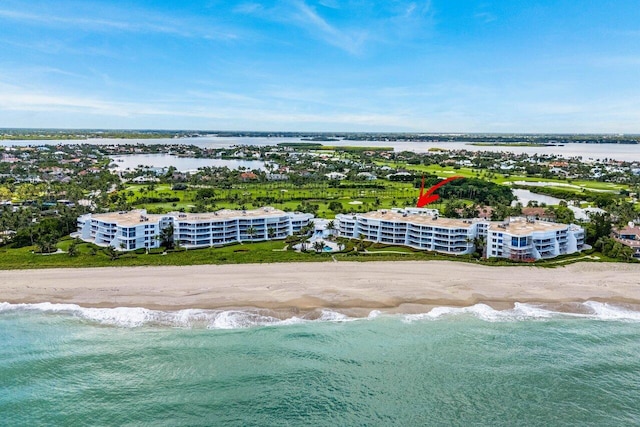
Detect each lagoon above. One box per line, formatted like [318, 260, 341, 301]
[512, 189, 564, 206]
[3, 136, 640, 161]
[110, 154, 267, 172]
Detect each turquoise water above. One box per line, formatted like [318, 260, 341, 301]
[2, 303, 640, 426]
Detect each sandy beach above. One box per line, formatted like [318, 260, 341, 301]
[1, 261, 640, 313]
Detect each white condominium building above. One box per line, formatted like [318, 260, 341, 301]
[486, 217, 585, 261]
[336, 208, 481, 255]
[76, 207, 313, 250]
[75, 210, 171, 251]
[336, 208, 585, 260]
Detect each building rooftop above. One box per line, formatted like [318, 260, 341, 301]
[356, 210, 478, 229]
[615, 225, 640, 238]
[615, 237, 640, 248]
[168, 207, 290, 221]
[522, 207, 556, 219]
[88, 207, 294, 226]
[88, 209, 162, 226]
[344, 210, 575, 235]
[488, 217, 568, 235]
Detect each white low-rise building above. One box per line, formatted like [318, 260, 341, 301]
[325, 172, 347, 180]
[336, 208, 585, 260]
[486, 217, 585, 261]
[76, 207, 313, 250]
[336, 208, 480, 255]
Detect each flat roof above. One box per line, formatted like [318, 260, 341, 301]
[357, 210, 476, 229]
[90, 210, 158, 227]
[169, 208, 290, 221]
[345, 210, 574, 235]
[89, 207, 294, 226]
[488, 218, 567, 235]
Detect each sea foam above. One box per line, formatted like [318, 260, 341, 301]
[403, 303, 563, 323]
[0, 302, 353, 329]
[403, 302, 640, 323]
[2, 301, 640, 328]
[582, 301, 640, 321]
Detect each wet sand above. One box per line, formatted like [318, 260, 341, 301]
[1, 261, 640, 313]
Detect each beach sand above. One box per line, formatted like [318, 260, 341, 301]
[1, 261, 639, 314]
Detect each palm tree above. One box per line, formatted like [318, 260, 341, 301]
[67, 242, 78, 257]
[301, 220, 315, 236]
[465, 236, 474, 247]
[105, 245, 119, 261]
[621, 246, 634, 261]
[474, 236, 487, 258]
[35, 234, 56, 253]
[326, 220, 336, 235]
[246, 226, 257, 241]
[313, 241, 324, 253]
[357, 233, 366, 251]
[267, 227, 275, 239]
[158, 224, 175, 249]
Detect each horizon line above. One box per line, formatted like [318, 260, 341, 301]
[1, 128, 639, 136]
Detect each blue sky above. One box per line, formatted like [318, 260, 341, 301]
[0, 0, 639, 132]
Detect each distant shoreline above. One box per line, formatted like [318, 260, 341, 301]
[2, 261, 639, 313]
[2, 130, 639, 144]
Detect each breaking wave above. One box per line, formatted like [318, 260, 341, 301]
[0, 302, 355, 329]
[1, 301, 640, 328]
[402, 302, 640, 323]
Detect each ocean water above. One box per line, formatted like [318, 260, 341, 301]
[1, 303, 640, 426]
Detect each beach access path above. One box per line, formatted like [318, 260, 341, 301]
[1, 261, 639, 313]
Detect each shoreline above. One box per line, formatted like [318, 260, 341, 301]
[2, 261, 640, 313]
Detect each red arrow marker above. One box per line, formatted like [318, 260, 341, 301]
[417, 176, 464, 207]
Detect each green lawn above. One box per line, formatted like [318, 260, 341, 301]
[2, 237, 626, 270]
[375, 161, 629, 192]
[113, 159, 637, 218]
[123, 181, 422, 218]
[0, 240, 332, 269]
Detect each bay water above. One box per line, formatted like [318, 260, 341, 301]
[3, 136, 640, 161]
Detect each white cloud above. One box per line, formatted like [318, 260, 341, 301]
[0, 81, 427, 130]
[1, 73, 639, 133]
[234, 0, 368, 55]
[474, 12, 496, 23]
[318, 0, 339, 9]
[232, 3, 264, 14]
[289, 1, 369, 54]
[0, 7, 238, 40]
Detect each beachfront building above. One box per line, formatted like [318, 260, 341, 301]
[486, 217, 585, 261]
[75, 207, 314, 250]
[336, 208, 481, 255]
[75, 210, 170, 251]
[335, 208, 585, 260]
[612, 222, 640, 258]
